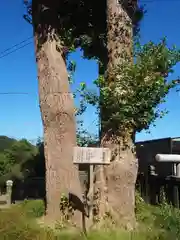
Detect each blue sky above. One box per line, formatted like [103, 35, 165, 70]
[0, 0, 180, 143]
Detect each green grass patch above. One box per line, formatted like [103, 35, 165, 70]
[0, 207, 54, 240]
[0, 196, 180, 239]
[15, 199, 45, 218]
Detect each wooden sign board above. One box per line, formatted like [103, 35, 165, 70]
[73, 147, 111, 165]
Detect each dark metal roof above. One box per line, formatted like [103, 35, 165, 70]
[136, 137, 171, 145]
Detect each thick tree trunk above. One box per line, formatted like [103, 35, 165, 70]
[32, 3, 83, 226]
[35, 37, 83, 226]
[94, 136, 138, 229]
[107, 0, 133, 71]
[94, 0, 138, 229]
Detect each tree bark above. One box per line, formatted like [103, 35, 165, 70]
[94, 0, 138, 229]
[94, 135, 138, 229]
[107, 0, 133, 71]
[32, 2, 83, 227]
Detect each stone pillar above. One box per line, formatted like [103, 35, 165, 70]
[6, 180, 13, 207]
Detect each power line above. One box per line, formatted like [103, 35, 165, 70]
[0, 0, 178, 56]
[85, 119, 97, 131]
[0, 92, 29, 95]
[0, 36, 33, 56]
[0, 0, 178, 60]
[0, 41, 33, 59]
[0, 91, 76, 96]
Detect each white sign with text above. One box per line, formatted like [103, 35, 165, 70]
[73, 147, 111, 165]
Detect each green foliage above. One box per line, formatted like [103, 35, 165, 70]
[135, 192, 180, 239]
[0, 136, 16, 153]
[56, 194, 75, 229]
[80, 39, 180, 135]
[24, 1, 144, 63]
[0, 152, 12, 178]
[59, 194, 73, 219]
[23, 0, 145, 142]
[0, 139, 37, 185]
[155, 203, 180, 238]
[135, 192, 158, 226]
[22, 140, 45, 178]
[77, 131, 98, 147]
[17, 199, 45, 218]
[3, 139, 37, 164]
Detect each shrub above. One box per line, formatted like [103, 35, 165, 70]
[135, 194, 157, 226]
[154, 203, 180, 238]
[135, 191, 180, 239]
[16, 199, 45, 218]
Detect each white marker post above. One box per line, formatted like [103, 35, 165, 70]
[6, 180, 13, 207]
[73, 147, 111, 221]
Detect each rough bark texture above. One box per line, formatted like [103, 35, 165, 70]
[94, 136, 138, 229]
[36, 38, 83, 225]
[94, 0, 138, 229]
[32, 2, 83, 227]
[107, 0, 133, 71]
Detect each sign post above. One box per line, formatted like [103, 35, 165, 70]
[89, 164, 94, 221]
[73, 147, 111, 221]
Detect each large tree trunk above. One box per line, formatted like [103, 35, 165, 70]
[107, 0, 133, 71]
[94, 0, 138, 229]
[32, 2, 83, 227]
[94, 135, 138, 229]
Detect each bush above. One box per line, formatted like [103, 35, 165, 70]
[135, 191, 180, 239]
[135, 192, 157, 226]
[154, 203, 180, 238]
[16, 199, 45, 218]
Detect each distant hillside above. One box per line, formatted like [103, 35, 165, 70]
[0, 136, 16, 152]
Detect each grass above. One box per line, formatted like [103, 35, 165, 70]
[0, 207, 54, 240]
[0, 196, 180, 239]
[135, 192, 180, 239]
[15, 199, 45, 218]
